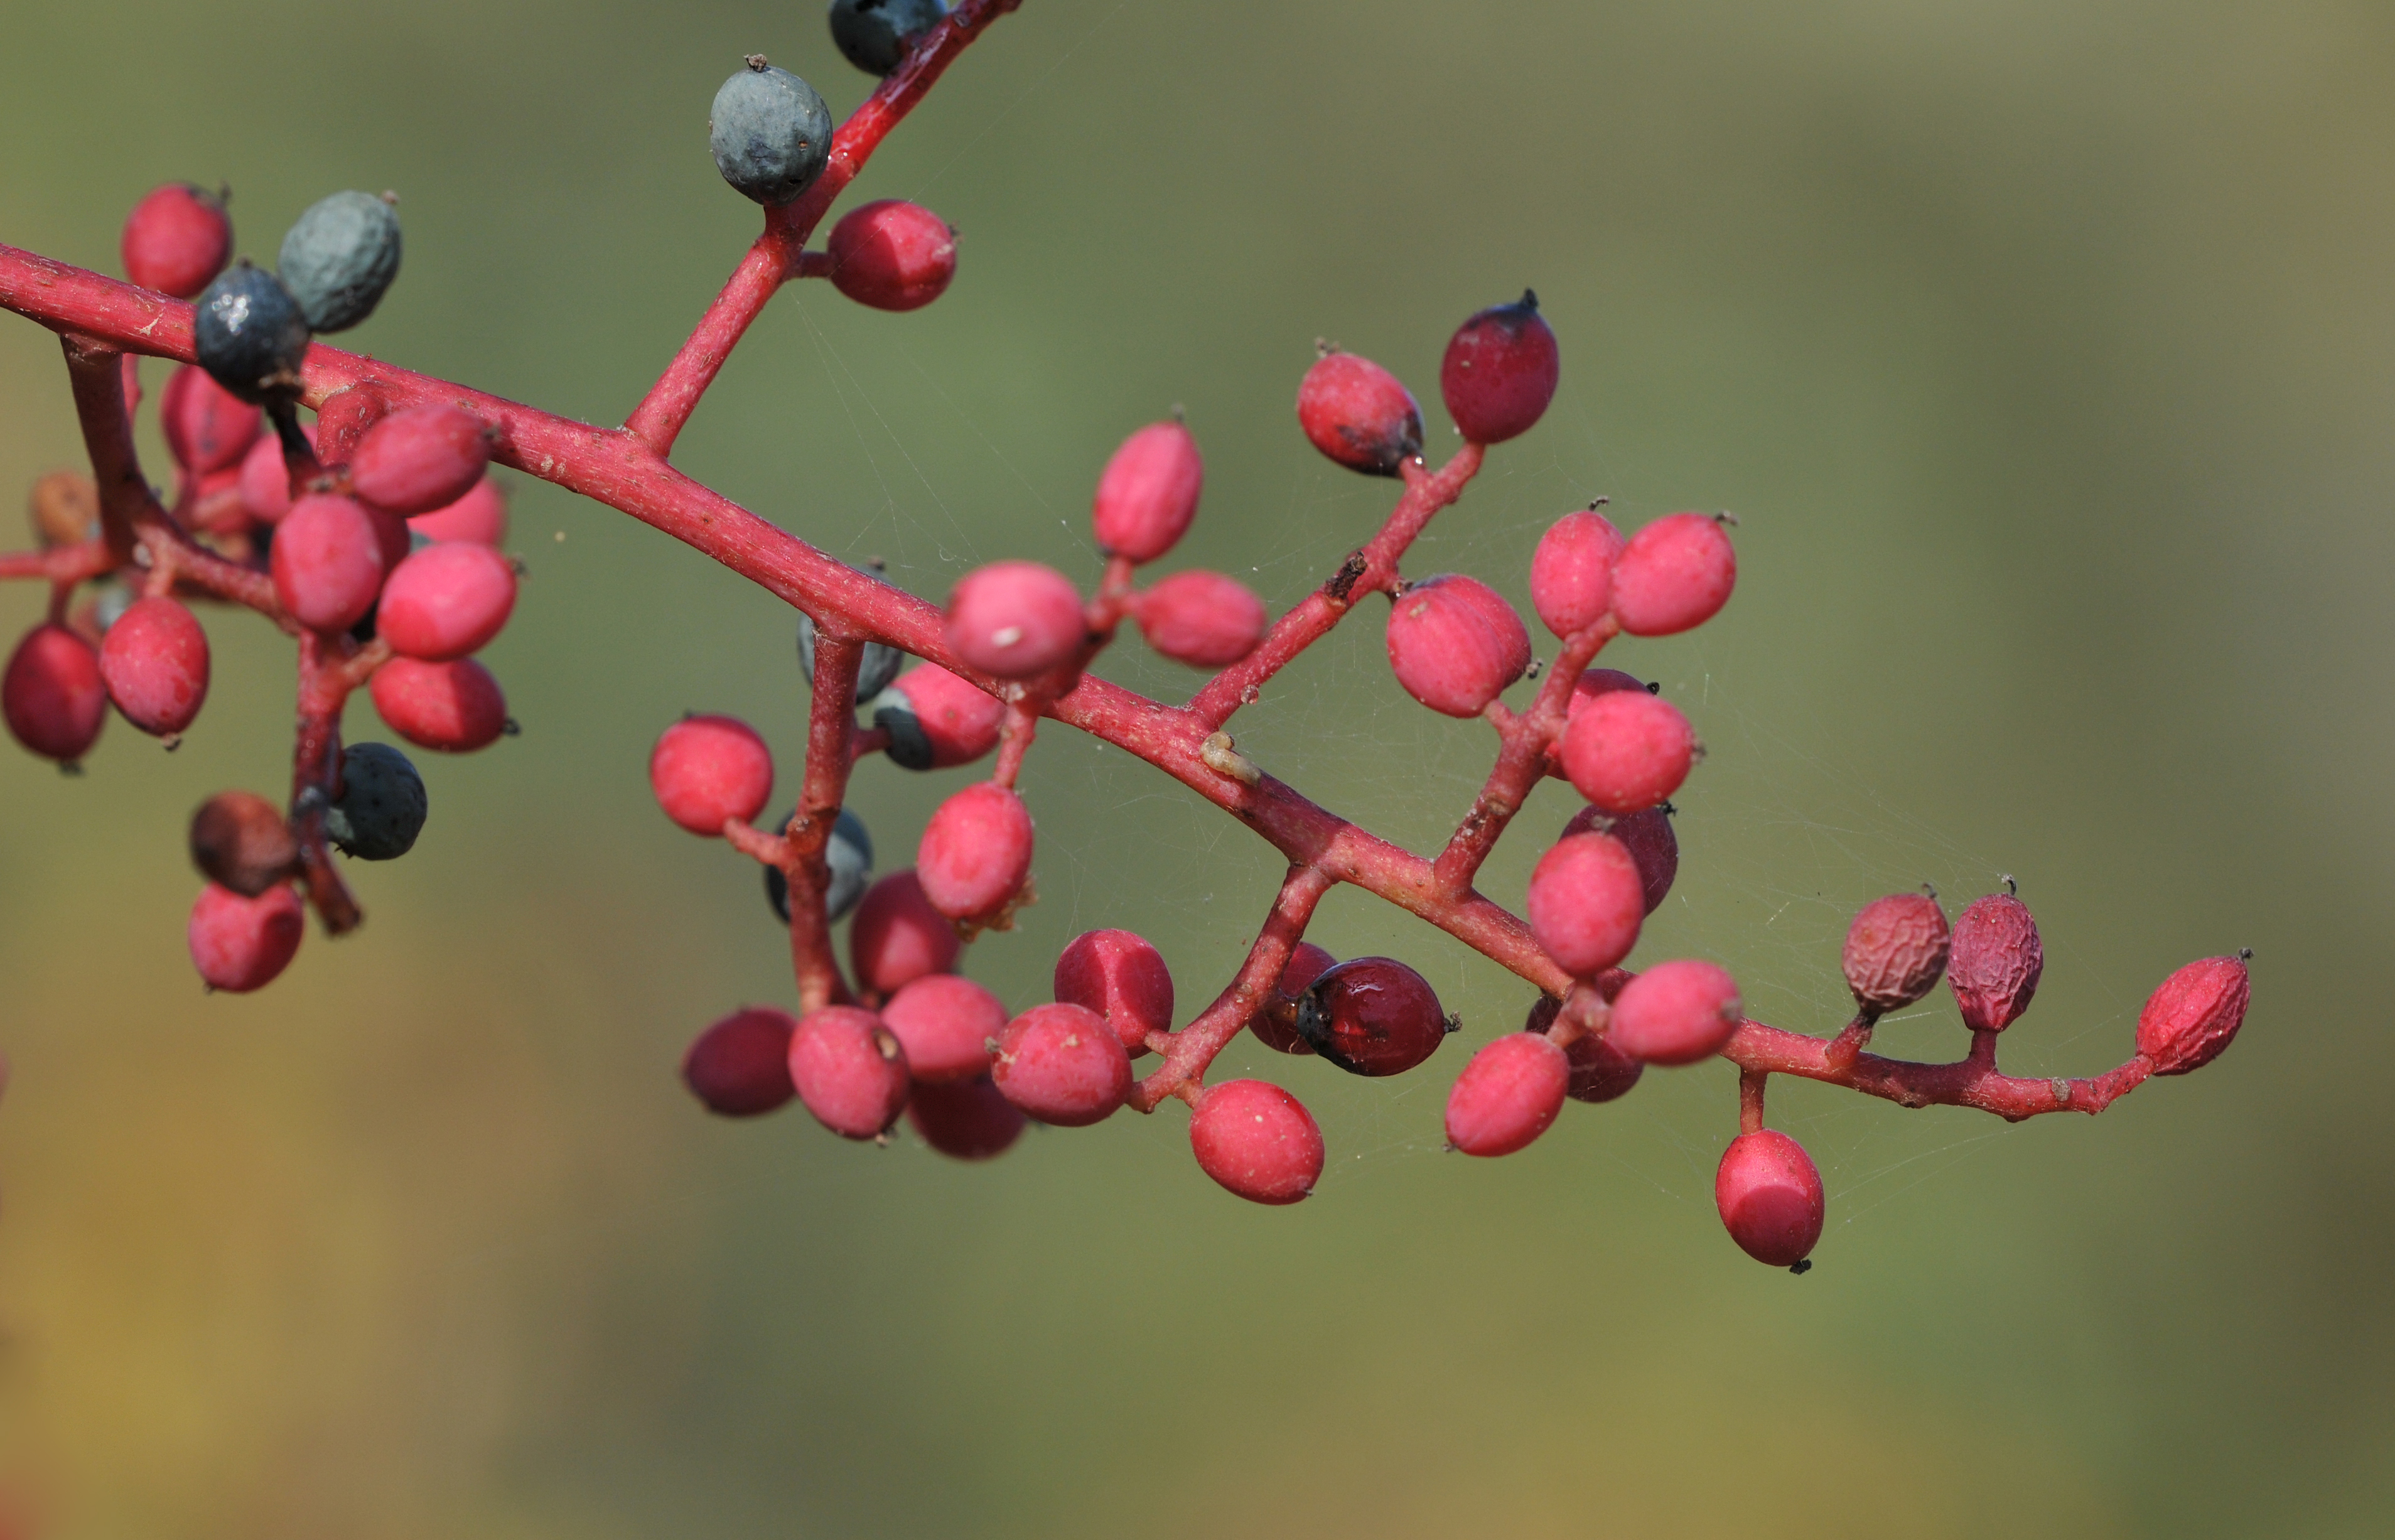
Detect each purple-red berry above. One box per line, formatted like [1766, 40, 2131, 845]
[944, 560, 1085, 680]
[1561, 804, 1678, 915]
[369, 656, 509, 753]
[648, 714, 773, 836]
[1296, 350, 1423, 477]
[878, 972, 1006, 1084]
[2135, 954, 2252, 1075]
[187, 881, 304, 993]
[1843, 893, 1951, 1017]
[1133, 571, 1266, 668]
[788, 1005, 912, 1139]
[1612, 512, 1736, 637]
[377, 541, 518, 662]
[1296, 956, 1449, 1077]
[189, 790, 298, 897]
[122, 183, 232, 298]
[1054, 929, 1175, 1056]
[1607, 959, 1742, 1065]
[1526, 832, 1645, 979]
[916, 781, 1033, 923]
[1092, 420, 1202, 563]
[4, 624, 106, 763]
[1386, 574, 1531, 718]
[827, 198, 957, 311]
[683, 1006, 799, 1116]
[1529, 507, 1623, 638]
[1522, 996, 1647, 1104]
[98, 597, 210, 738]
[1440, 291, 1559, 444]
[907, 1074, 1026, 1160]
[1252, 942, 1335, 1055]
[991, 1001, 1133, 1126]
[1445, 1031, 1570, 1156]
[1189, 1080, 1323, 1203]
[850, 871, 962, 996]
[1560, 689, 1694, 814]
[1947, 893, 2043, 1032]
[1716, 1130, 1825, 1268]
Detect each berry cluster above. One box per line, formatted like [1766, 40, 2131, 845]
[0, 0, 2251, 1269]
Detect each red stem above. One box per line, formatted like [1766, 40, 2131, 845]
[787, 635, 864, 1011]
[1133, 863, 1332, 1111]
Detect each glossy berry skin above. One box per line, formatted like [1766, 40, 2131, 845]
[917, 782, 1033, 922]
[407, 476, 510, 546]
[649, 714, 773, 836]
[764, 806, 875, 925]
[1561, 689, 1694, 814]
[1297, 351, 1423, 477]
[874, 662, 1003, 770]
[193, 262, 311, 404]
[829, 0, 946, 75]
[190, 790, 297, 897]
[1190, 1080, 1323, 1204]
[4, 624, 106, 762]
[1445, 1032, 1570, 1156]
[1440, 291, 1559, 444]
[798, 613, 905, 703]
[907, 1074, 1025, 1160]
[1612, 512, 1737, 637]
[991, 1002, 1133, 1126]
[788, 1005, 912, 1139]
[1526, 832, 1645, 979]
[849, 870, 961, 995]
[1947, 893, 2043, 1032]
[827, 199, 957, 311]
[369, 656, 509, 753]
[160, 365, 261, 475]
[237, 430, 303, 524]
[1055, 929, 1175, 1055]
[1134, 571, 1266, 669]
[1386, 574, 1531, 717]
[351, 405, 490, 516]
[1561, 804, 1678, 915]
[378, 541, 517, 661]
[1253, 942, 1335, 1055]
[1843, 893, 1951, 1017]
[879, 973, 1007, 1084]
[944, 560, 1085, 679]
[95, 598, 210, 738]
[326, 741, 427, 860]
[187, 882, 304, 994]
[1092, 421, 1203, 563]
[1716, 1131, 1826, 1268]
[1608, 959, 1742, 1065]
[1296, 957, 1449, 1077]
[1529, 507, 1623, 638]
[710, 61, 834, 206]
[121, 183, 231, 298]
[682, 1006, 798, 1117]
[2136, 955, 2252, 1075]
[277, 190, 402, 332]
[271, 494, 385, 632]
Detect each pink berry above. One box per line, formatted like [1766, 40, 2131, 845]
[827, 199, 957, 311]
[916, 782, 1034, 923]
[682, 1006, 799, 1116]
[1560, 689, 1694, 814]
[369, 656, 509, 753]
[1561, 804, 1678, 915]
[906, 1075, 1026, 1160]
[350, 405, 492, 517]
[1716, 1130, 1826, 1268]
[991, 1002, 1133, 1127]
[1843, 893, 1951, 1017]
[1055, 929, 1175, 1055]
[1092, 420, 1203, 563]
[161, 364, 261, 475]
[98, 597, 210, 737]
[1608, 959, 1742, 1065]
[851, 871, 961, 995]
[2135, 954, 2252, 1076]
[1612, 512, 1736, 637]
[1189, 1080, 1323, 1204]
[944, 560, 1085, 679]
[4, 624, 107, 763]
[1386, 574, 1531, 717]
[1440, 291, 1559, 445]
[879, 973, 1007, 1084]
[236, 427, 311, 524]
[1947, 893, 2043, 1033]
[1526, 832, 1645, 978]
[788, 1005, 912, 1139]
[876, 662, 1004, 770]
[1296, 957, 1449, 1077]
[1252, 942, 1335, 1055]
[1529, 507, 1624, 638]
[122, 183, 232, 298]
[186, 882, 304, 994]
[1445, 1031, 1570, 1156]
[407, 475, 510, 546]
[648, 714, 773, 836]
[270, 493, 385, 632]
[377, 541, 518, 661]
[1296, 350, 1423, 477]
[1133, 571, 1266, 668]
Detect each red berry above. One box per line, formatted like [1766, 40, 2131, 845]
[4, 624, 107, 762]
[1561, 804, 1678, 915]
[2135, 955, 2252, 1075]
[851, 871, 961, 994]
[350, 405, 492, 517]
[1560, 689, 1694, 814]
[1564, 667, 1649, 720]
[1529, 507, 1623, 638]
[1252, 942, 1335, 1055]
[407, 475, 510, 546]
[1445, 1031, 1570, 1156]
[788, 1005, 912, 1139]
[1947, 893, 2044, 1033]
[236, 428, 308, 524]
[160, 364, 261, 475]
[1133, 570, 1266, 668]
[682, 1006, 799, 1116]
[1526, 832, 1645, 978]
[122, 183, 232, 298]
[1716, 1130, 1826, 1268]
[1386, 573, 1531, 717]
[311, 386, 385, 469]
[270, 493, 385, 632]
[1296, 350, 1423, 477]
[916, 781, 1034, 923]
[1055, 929, 1175, 1055]
[879, 973, 1007, 1084]
[1189, 1079, 1323, 1204]
[907, 1074, 1026, 1160]
[1092, 420, 1203, 563]
[186, 881, 304, 994]
[944, 560, 1085, 679]
[189, 790, 298, 897]
[991, 1001, 1133, 1126]
[378, 541, 518, 661]
[1612, 512, 1736, 637]
[1843, 893, 1951, 1016]
[369, 656, 509, 753]
[876, 662, 1004, 770]
[1608, 959, 1741, 1065]
[827, 199, 957, 311]
[1296, 956, 1449, 1077]
[648, 714, 773, 836]
[97, 597, 210, 737]
[1440, 291, 1559, 444]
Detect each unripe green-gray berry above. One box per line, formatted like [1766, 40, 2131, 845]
[193, 262, 311, 404]
[709, 59, 834, 207]
[277, 191, 402, 333]
[798, 613, 905, 703]
[828, 0, 947, 77]
[326, 741, 427, 860]
[765, 807, 874, 924]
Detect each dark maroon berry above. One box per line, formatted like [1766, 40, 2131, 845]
[1440, 291, 1559, 444]
[1296, 956, 1449, 1077]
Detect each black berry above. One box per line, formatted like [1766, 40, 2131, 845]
[326, 741, 428, 860]
[193, 262, 311, 404]
[829, 0, 947, 77]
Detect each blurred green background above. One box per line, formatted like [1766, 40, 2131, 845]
[2, 1, 2389, 1535]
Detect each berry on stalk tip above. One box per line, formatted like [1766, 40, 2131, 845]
[1092, 420, 1203, 563]
[1297, 349, 1423, 477]
[1440, 291, 1559, 445]
[1947, 892, 2043, 1032]
[1716, 1129, 1825, 1269]
[1843, 891, 1951, 1018]
[709, 59, 834, 207]
[827, 200, 957, 311]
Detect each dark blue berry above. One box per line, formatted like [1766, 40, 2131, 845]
[277, 191, 402, 333]
[828, 0, 947, 77]
[871, 694, 934, 771]
[765, 807, 874, 924]
[798, 613, 905, 703]
[326, 741, 427, 860]
[709, 58, 834, 207]
[192, 262, 311, 404]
